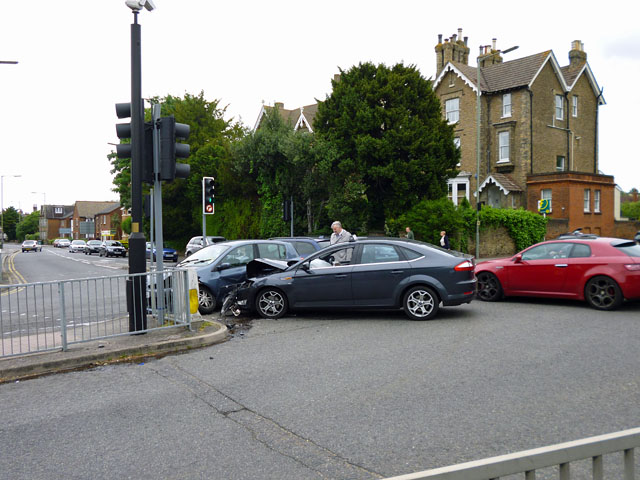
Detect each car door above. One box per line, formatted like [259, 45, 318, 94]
[213, 244, 256, 297]
[506, 243, 572, 295]
[290, 245, 355, 308]
[352, 243, 411, 306]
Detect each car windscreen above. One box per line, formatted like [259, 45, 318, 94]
[612, 241, 640, 258]
[178, 244, 229, 266]
[72, 240, 85, 244]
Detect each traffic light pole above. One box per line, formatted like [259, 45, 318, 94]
[151, 104, 165, 324]
[128, 12, 147, 332]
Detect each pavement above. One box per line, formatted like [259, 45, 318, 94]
[0, 317, 229, 384]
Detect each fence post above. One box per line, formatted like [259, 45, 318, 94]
[58, 282, 68, 351]
[183, 269, 191, 328]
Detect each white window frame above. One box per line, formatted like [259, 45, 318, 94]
[502, 93, 512, 118]
[54, 207, 63, 214]
[584, 189, 591, 212]
[453, 137, 461, 166]
[447, 178, 470, 206]
[445, 98, 460, 124]
[542, 189, 553, 213]
[556, 156, 565, 171]
[594, 189, 601, 213]
[572, 95, 578, 117]
[555, 95, 564, 120]
[498, 131, 510, 163]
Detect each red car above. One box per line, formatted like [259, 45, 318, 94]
[475, 237, 640, 310]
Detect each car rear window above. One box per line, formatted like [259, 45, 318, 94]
[399, 247, 423, 260]
[291, 241, 317, 256]
[613, 241, 640, 258]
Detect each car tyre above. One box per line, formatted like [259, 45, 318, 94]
[256, 288, 288, 319]
[403, 285, 439, 321]
[198, 285, 216, 315]
[476, 271, 504, 302]
[584, 276, 623, 311]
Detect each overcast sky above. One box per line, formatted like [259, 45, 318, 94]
[1, 0, 639, 213]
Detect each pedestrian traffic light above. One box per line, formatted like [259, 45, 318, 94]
[159, 116, 191, 181]
[203, 177, 215, 214]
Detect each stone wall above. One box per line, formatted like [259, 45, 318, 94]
[466, 226, 516, 258]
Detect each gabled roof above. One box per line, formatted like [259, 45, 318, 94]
[94, 202, 122, 216]
[41, 204, 74, 219]
[434, 49, 605, 104]
[74, 201, 120, 219]
[253, 103, 318, 132]
[479, 173, 523, 194]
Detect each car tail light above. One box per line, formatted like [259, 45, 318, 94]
[454, 260, 474, 271]
[624, 264, 640, 271]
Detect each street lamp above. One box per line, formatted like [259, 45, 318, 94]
[475, 44, 518, 260]
[1, 174, 22, 248]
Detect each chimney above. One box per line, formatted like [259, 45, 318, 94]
[274, 102, 284, 109]
[434, 29, 470, 76]
[569, 40, 587, 68]
[333, 73, 341, 83]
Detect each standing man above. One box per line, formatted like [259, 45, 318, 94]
[440, 230, 450, 249]
[330, 221, 352, 264]
[405, 227, 414, 240]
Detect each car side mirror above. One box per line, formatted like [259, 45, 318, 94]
[514, 254, 523, 264]
[300, 263, 310, 272]
[216, 263, 231, 272]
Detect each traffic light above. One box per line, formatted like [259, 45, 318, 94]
[282, 199, 291, 222]
[115, 102, 154, 183]
[159, 116, 191, 181]
[203, 177, 215, 214]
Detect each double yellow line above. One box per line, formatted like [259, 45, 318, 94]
[1, 250, 26, 292]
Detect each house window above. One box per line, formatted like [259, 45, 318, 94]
[448, 74, 455, 87]
[556, 156, 566, 171]
[594, 189, 601, 213]
[502, 93, 512, 117]
[447, 178, 470, 206]
[103, 215, 107, 225]
[584, 189, 591, 212]
[572, 95, 578, 117]
[454, 137, 461, 166]
[54, 207, 63, 215]
[542, 189, 552, 212]
[498, 131, 510, 163]
[445, 98, 459, 124]
[555, 95, 564, 120]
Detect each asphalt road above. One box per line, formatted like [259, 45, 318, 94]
[1, 296, 639, 479]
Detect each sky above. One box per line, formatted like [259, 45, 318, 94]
[1, 0, 639, 213]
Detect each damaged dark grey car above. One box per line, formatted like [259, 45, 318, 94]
[230, 238, 476, 321]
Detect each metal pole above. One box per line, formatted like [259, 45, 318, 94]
[475, 51, 481, 261]
[152, 104, 165, 325]
[127, 11, 147, 332]
[290, 196, 294, 237]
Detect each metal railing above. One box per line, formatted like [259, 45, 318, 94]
[1, 269, 193, 358]
[384, 427, 640, 480]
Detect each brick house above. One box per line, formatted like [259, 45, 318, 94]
[71, 201, 120, 240]
[38, 205, 74, 241]
[432, 31, 623, 235]
[93, 202, 125, 240]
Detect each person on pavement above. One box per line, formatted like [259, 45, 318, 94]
[440, 230, 450, 249]
[330, 221, 352, 264]
[405, 227, 414, 240]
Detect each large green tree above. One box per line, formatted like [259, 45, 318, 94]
[234, 107, 335, 237]
[15, 211, 40, 241]
[1, 206, 20, 241]
[314, 62, 460, 232]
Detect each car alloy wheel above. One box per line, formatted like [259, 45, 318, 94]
[585, 276, 623, 311]
[198, 285, 216, 315]
[476, 271, 503, 302]
[403, 286, 439, 320]
[256, 289, 288, 319]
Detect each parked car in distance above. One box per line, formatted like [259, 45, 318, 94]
[54, 238, 70, 248]
[99, 240, 127, 258]
[69, 239, 87, 253]
[21, 239, 42, 252]
[84, 240, 103, 255]
[635, 231, 640, 244]
[233, 238, 476, 321]
[146, 242, 179, 262]
[184, 236, 227, 257]
[177, 240, 298, 314]
[475, 237, 640, 311]
[268, 237, 325, 259]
